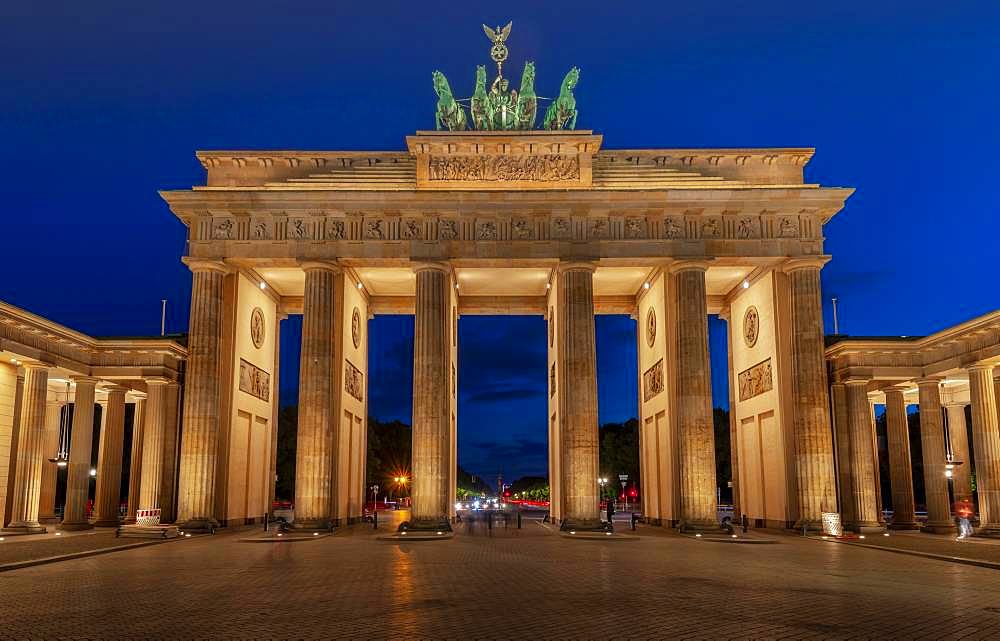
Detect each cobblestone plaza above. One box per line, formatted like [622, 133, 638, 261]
[3, 517, 1000, 640]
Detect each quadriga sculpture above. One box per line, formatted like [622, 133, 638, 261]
[433, 70, 468, 131]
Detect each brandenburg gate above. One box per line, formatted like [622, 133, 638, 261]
[160, 119, 853, 533]
[155, 27, 852, 534]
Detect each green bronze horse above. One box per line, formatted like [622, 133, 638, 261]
[543, 67, 580, 130]
[433, 71, 468, 131]
[470, 65, 491, 130]
[515, 61, 537, 130]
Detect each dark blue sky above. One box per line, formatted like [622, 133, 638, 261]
[3, 2, 998, 482]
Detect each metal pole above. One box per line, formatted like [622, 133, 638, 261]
[831, 297, 840, 335]
[160, 299, 167, 336]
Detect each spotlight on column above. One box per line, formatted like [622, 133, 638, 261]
[742, 279, 750, 289]
[357, 282, 364, 290]
[89, 468, 97, 477]
[259, 281, 267, 290]
[643, 282, 650, 290]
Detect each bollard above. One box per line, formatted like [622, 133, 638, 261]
[373, 510, 378, 530]
[630, 512, 637, 531]
[517, 511, 522, 529]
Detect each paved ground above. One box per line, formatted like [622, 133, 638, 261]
[0, 527, 164, 565]
[2, 511, 1000, 640]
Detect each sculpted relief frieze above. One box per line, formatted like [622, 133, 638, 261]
[345, 360, 364, 402]
[193, 212, 815, 244]
[738, 358, 773, 402]
[643, 359, 664, 402]
[239, 359, 270, 402]
[428, 154, 580, 182]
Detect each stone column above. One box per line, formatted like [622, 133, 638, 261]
[555, 262, 601, 532]
[293, 262, 338, 530]
[138, 379, 169, 519]
[3, 364, 49, 533]
[93, 386, 127, 527]
[830, 383, 854, 525]
[159, 382, 180, 523]
[410, 262, 452, 531]
[61, 377, 97, 530]
[917, 379, 955, 533]
[670, 261, 718, 530]
[844, 380, 883, 532]
[783, 259, 837, 528]
[37, 397, 64, 523]
[884, 388, 917, 529]
[945, 403, 972, 499]
[176, 259, 228, 530]
[968, 365, 1000, 534]
[123, 395, 145, 524]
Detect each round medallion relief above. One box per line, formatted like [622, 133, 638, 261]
[250, 307, 265, 349]
[645, 308, 656, 348]
[743, 305, 760, 348]
[351, 307, 362, 349]
[548, 307, 555, 347]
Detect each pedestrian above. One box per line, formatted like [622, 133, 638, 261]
[954, 497, 974, 539]
[606, 496, 614, 524]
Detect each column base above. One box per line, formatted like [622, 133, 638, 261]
[922, 521, 957, 534]
[678, 519, 725, 534]
[92, 518, 122, 528]
[888, 521, 920, 531]
[401, 517, 452, 533]
[559, 518, 608, 533]
[58, 520, 94, 531]
[291, 518, 333, 532]
[793, 518, 827, 533]
[179, 517, 220, 533]
[974, 523, 1000, 538]
[847, 521, 887, 534]
[38, 515, 61, 524]
[1, 523, 46, 535]
[121, 517, 137, 525]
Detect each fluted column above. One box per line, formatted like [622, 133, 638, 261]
[138, 379, 169, 519]
[844, 381, 883, 532]
[945, 403, 972, 500]
[176, 258, 228, 530]
[968, 365, 1000, 534]
[37, 398, 64, 523]
[93, 386, 127, 527]
[123, 395, 145, 524]
[783, 259, 837, 528]
[293, 262, 338, 529]
[557, 262, 601, 531]
[830, 383, 854, 524]
[884, 388, 917, 528]
[917, 379, 955, 533]
[61, 377, 97, 530]
[410, 262, 452, 531]
[3, 364, 49, 533]
[670, 261, 718, 530]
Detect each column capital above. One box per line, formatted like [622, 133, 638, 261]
[142, 376, 172, 387]
[411, 261, 451, 275]
[556, 260, 596, 274]
[102, 384, 129, 396]
[299, 260, 341, 274]
[967, 363, 996, 375]
[843, 378, 870, 388]
[667, 259, 711, 274]
[181, 257, 230, 275]
[128, 391, 147, 402]
[70, 375, 100, 385]
[19, 361, 50, 371]
[781, 256, 831, 273]
[915, 377, 944, 388]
